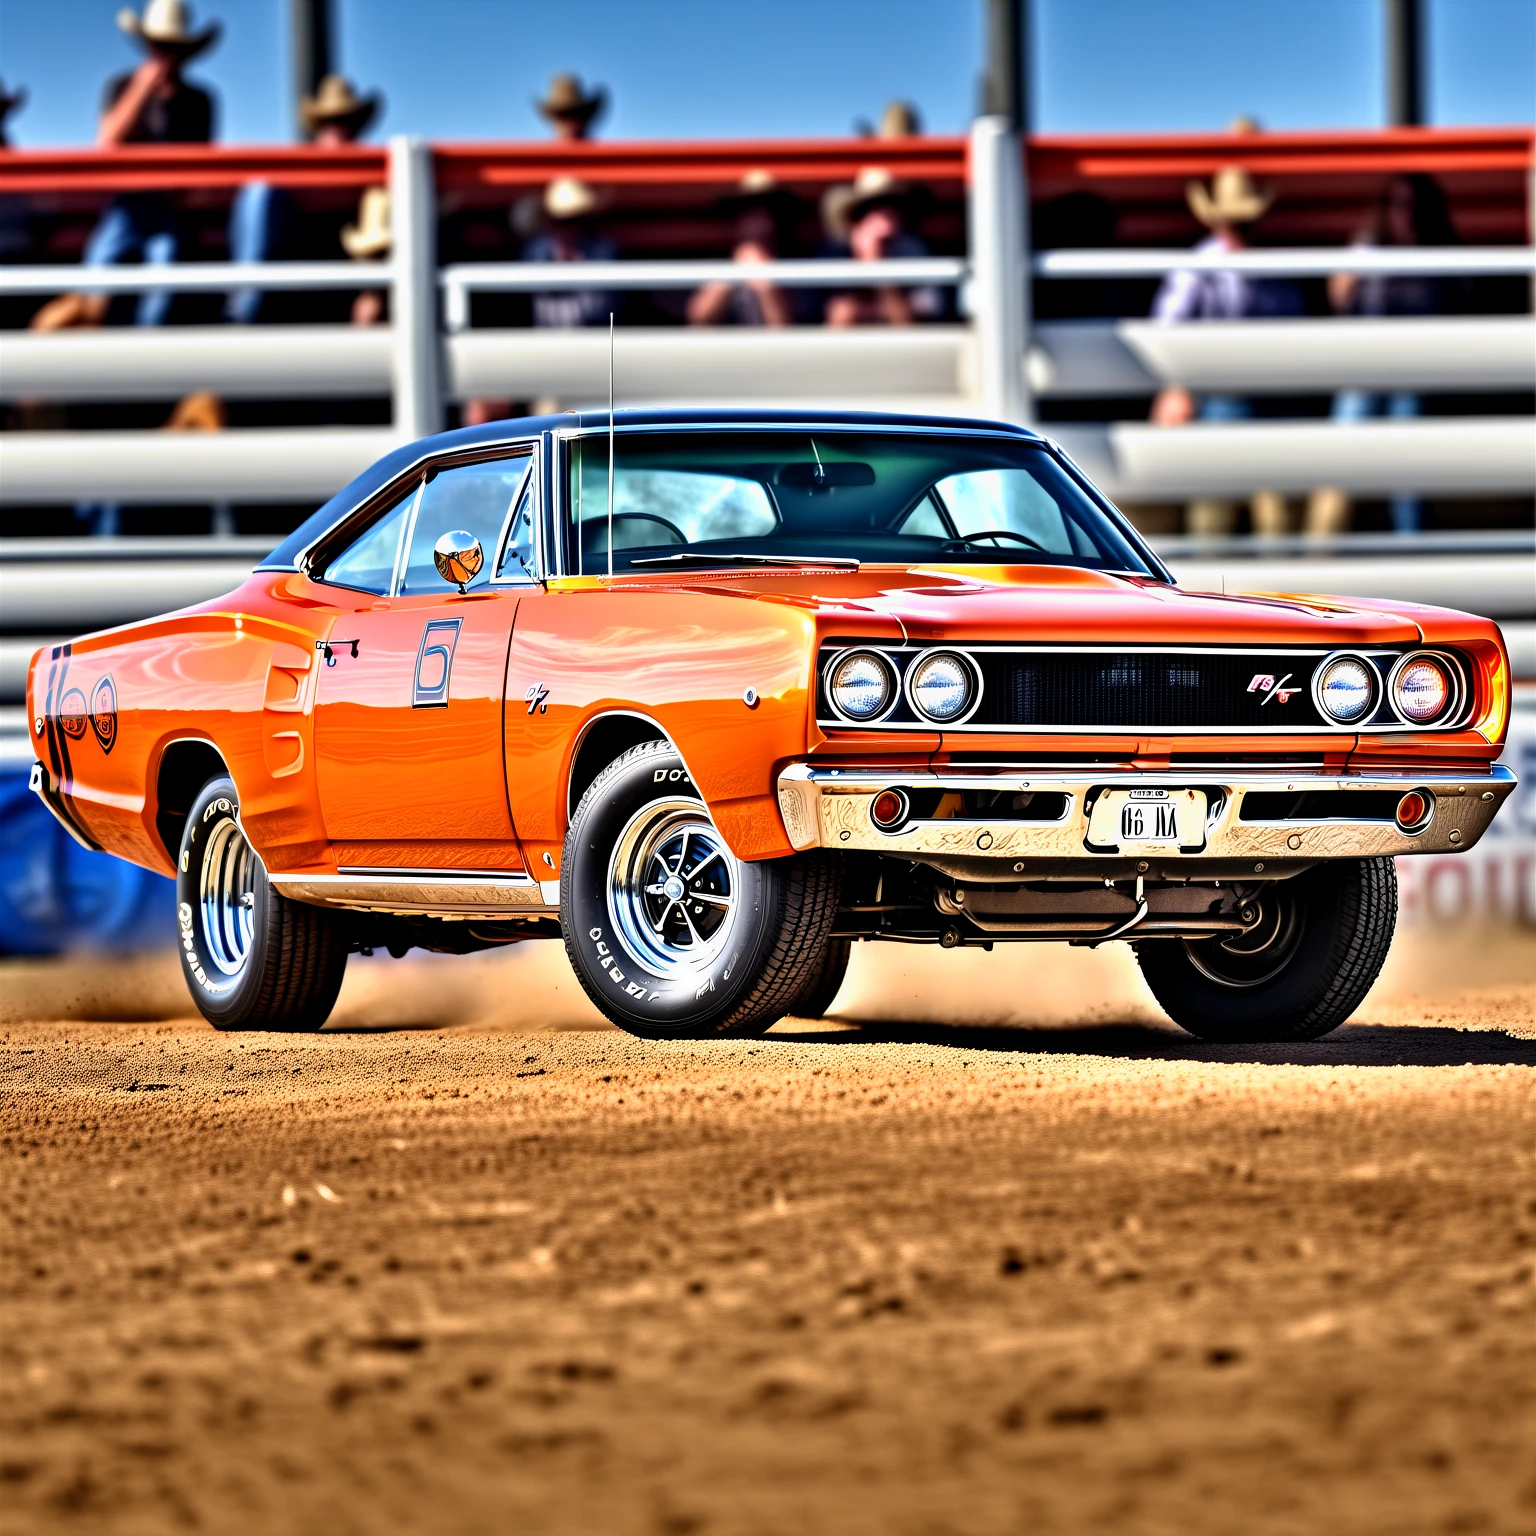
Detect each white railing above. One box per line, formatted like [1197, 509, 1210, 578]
[1033, 247, 1536, 278]
[0, 128, 1530, 509]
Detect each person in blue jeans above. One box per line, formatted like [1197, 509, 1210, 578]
[1308, 174, 1460, 536]
[226, 74, 382, 325]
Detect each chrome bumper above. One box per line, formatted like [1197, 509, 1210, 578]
[777, 763, 1515, 869]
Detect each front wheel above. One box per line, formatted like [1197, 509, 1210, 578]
[1135, 857, 1396, 1042]
[176, 775, 349, 1031]
[561, 741, 841, 1038]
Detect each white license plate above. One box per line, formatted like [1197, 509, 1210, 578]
[1087, 788, 1207, 851]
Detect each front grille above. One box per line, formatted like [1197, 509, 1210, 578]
[971, 651, 1329, 730]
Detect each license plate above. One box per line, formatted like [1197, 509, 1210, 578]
[1087, 788, 1207, 852]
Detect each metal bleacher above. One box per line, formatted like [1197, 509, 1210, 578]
[0, 122, 1532, 743]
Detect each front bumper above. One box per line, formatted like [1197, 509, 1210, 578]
[777, 763, 1516, 872]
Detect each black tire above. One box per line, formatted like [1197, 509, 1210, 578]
[786, 938, 852, 1020]
[561, 741, 841, 1039]
[1135, 857, 1397, 1043]
[176, 775, 348, 1031]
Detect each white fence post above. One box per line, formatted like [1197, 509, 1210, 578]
[389, 135, 442, 441]
[968, 115, 1031, 425]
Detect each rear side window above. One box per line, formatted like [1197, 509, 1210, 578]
[399, 457, 530, 595]
[321, 488, 415, 594]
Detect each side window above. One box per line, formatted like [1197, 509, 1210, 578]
[321, 488, 416, 594]
[896, 494, 949, 539]
[933, 469, 1078, 555]
[399, 456, 530, 596]
[495, 473, 537, 580]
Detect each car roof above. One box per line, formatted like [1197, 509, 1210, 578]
[258, 409, 1045, 572]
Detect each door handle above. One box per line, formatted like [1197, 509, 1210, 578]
[316, 638, 361, 666]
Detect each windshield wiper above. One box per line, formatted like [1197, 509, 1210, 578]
[629, 552, 860, 570]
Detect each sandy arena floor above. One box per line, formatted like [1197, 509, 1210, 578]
[1, 928, 1532, 1536]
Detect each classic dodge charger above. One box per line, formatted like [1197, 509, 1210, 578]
[29, 410, 1515, 1042]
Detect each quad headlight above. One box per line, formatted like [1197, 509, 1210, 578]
[907, 650, 979, 723]
[1390, 652, 1457, 726]
[1313, 653, 1379, 724]
[827, 649, 896, 722]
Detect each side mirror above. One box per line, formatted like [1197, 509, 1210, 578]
[433, 530, 484, 593]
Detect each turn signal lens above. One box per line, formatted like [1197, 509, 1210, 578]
[1393, 656, 1452, 725]
[870, 789, 909, 830]
[1315, 655, 1377, 723]
[829, 650, 893, 721]
[1395, 790, 1432, 832]
[908, 651, 976, 722]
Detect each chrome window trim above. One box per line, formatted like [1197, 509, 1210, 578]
[902, 646, 985, 726]
[487, 458, 541, 589]
[286, 432, 546, 582]
[823, 646, 903, 726]
[543, 420, 1171, 582]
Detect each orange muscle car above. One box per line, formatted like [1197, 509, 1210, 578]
[28, 410, 1515, 1041]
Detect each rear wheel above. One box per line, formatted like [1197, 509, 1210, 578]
[175, 775, 348, 1031]
[1135, 858, 1396, 1042]
[561, 741, 841, 1039]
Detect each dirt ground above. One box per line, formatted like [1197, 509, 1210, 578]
[1, 927, 1532, 1536]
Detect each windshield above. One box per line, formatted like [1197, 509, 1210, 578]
[562, 430, 1157, 577]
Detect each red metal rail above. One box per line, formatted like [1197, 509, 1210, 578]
[0, 126, 1528, 239]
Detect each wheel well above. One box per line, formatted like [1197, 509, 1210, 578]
[155, 740, 228, 859]
[567, 714, 668, 821]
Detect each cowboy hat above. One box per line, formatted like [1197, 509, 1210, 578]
[878, 100, 922, 138]
[0, 79, 27, 121]
[1186, 165, 1274, 228]
[535, 72, 607, 127]
[341, 186, 391, 259]
[117, 0, 220, 58]
[721, 168, 798, 217]
[821, 166, 919, 241]
[300, 74, 382, 138]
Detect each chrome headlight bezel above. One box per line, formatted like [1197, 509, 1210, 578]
[1386, 650, 1464, 729]
[1311, 651, 1381, 726]
[904, 648, 983, 725]
[825, 647, 899, 724]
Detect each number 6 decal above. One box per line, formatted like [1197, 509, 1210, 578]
[413, 618, 462, 708]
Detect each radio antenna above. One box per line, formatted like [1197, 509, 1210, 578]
[607, 312, 615, 580]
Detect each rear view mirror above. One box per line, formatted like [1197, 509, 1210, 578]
[776, 461, 876, 489]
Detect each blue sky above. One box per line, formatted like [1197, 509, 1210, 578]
[1, 0, 1531, 146]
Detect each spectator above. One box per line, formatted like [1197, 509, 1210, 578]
[534, 73, 607, 141]
[340, 185, 391, 327]
[687, 171, 797, 328]
[0, 82, 30, 263]
[0, 78, 26, 149]
[1305, 173, 1459, 536]
[1149, 164, 1302, 538]
[31, 0, 219, 333]
[523, 177, 618, 330]
[226, 74, 384, 325]
[822, 167, 943, 328]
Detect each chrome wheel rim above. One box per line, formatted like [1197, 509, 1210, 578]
[199, 811, 257, 977]
[606, 798, 738, 981]
[1183, 887, 1303, 990]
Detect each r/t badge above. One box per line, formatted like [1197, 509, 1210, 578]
[526, 683, 550, 715]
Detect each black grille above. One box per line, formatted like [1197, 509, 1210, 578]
[970, 651, 1329, 730]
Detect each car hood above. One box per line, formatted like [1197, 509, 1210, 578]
[608, 563, 1429, 647]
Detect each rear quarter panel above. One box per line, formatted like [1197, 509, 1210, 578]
[27, 574, 337, 877]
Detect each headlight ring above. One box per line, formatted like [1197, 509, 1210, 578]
[1311, 652, 1381, 726]
[1387, 650, 1463, 728]
[905, 648, 982, 725]
[825, 648, 899, 724]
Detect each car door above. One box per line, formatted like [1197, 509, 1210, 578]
[311, 448, 539, 870]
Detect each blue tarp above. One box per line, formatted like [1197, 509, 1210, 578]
[0, 769, 173, 955]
